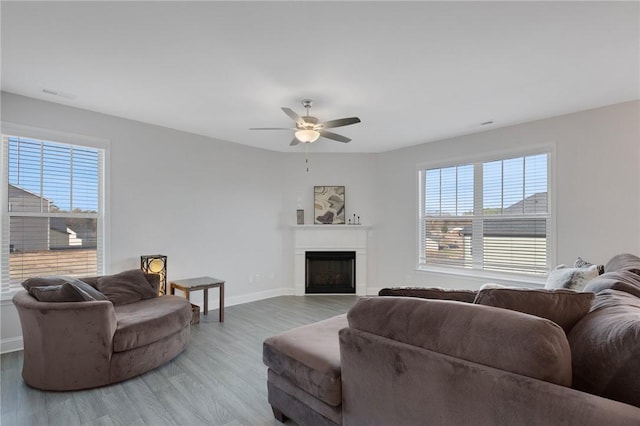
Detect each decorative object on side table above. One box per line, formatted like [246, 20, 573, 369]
[140, 254, 168, 295]
[190, 303, 200, 325]
[314, 186, 345, 224]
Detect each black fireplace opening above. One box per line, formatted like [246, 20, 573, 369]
[305, 251, 356, 294]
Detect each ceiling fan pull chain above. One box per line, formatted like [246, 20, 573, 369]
[305, 144, 310, 173]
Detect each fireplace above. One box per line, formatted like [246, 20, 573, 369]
[293, 225, 368, 296]
[305, 251, 356, 294]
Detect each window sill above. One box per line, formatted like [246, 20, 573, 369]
[0, 289, 20, 303]
[415, 265, 546, 288]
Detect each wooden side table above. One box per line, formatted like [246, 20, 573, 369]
[170, 276, 225, 322]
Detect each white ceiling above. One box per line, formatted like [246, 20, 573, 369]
[1, 1, 638, 153]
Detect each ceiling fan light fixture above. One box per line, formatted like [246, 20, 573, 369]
[295, 129, 320, 143]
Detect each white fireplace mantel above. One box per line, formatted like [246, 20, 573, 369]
[293, 225, 370, 296]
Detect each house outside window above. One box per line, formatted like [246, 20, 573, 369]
[1, 135, 105, 293]
[418, 151, 551, 277]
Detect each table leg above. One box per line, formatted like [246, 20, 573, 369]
[219, 283, 224, 322]
[204, 288, 209, 315]
[170, 285, 175, 295]
[184, 289, 190, 302]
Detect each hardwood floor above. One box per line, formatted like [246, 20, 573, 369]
[1, 295, 359, 426]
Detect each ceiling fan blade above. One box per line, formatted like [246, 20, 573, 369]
[321, 117, 361, 129]
[282, 107, 305, 126]
[289, 138, 301, 146]
[249, 127, 295, 130]
[319, 130, 351, 143]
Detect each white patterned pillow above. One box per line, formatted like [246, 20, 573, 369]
[574, 257, 604, 275]
[545, 264, 600, 291]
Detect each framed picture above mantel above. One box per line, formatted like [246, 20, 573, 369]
[314, 186, 345, 224]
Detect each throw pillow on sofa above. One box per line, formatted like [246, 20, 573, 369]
[584, 271, 640, 298]
[95, 269, 157, 305]
[545, 264, 600, 291]
[29, 283, 90, 302]
[574, 256, 605, 275]
[23, 276, 108, 302]
[474, 287, 594, 334]
[604, 253, 640, 275]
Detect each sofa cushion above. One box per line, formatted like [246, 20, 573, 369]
[474, 287, 594, 334]
[568, 290, 640, 408]
[350, 297, 572, 387]
[378, 287, 477, 303]
[263, 314, 347, 407]
[584, 271, 640, 298]
[605, 253, 640, 275]
[545, 264, 600, 291]
[96, 269, 158, 306]
[112, 295, 192, 352]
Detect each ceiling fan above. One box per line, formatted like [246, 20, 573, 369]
[250, 99, 361, 146]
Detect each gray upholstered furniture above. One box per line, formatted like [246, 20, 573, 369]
[13, 271, 192, 391]
[263, 253, 640, 425]
[264, 315, 346, 425]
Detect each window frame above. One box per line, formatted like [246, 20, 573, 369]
[0, 122, 109, 298]
[415, 144, 556, 285]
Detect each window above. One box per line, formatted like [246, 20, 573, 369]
[418, 152, 550, 276]
[1, 135, 104, 294]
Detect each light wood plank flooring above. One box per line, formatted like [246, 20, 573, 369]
[1, 295, 359, 426]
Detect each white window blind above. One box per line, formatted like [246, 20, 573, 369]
[419, 152, 549, 276]
[1, 135, 104, 294]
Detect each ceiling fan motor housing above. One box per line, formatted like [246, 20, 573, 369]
[299, 116, 319, 129]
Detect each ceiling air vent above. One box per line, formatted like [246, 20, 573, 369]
[41, 88, 76, 100]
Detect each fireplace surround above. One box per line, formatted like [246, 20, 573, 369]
[293, 225, 369, 296]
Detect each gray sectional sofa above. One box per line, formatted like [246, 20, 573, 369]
[263, 253, 640, 425]
[13, 269, 192, 391]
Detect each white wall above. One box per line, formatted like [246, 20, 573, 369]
[279, 152, 379, 292]
[0, 92, 290, 352]
[375, 101, 640, 290]
[1, 93, 639, 352]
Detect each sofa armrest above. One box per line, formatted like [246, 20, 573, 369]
[339, 327, 640, 426]
[13, 290, 117, 390]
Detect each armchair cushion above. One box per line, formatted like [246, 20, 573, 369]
[96, 269, 157, 305]
[113, 296, 192, 352]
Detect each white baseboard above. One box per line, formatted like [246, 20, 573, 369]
[366, 287, 383, 296]
[224, 287, 294, 307]
[1, 336, 23, 354]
